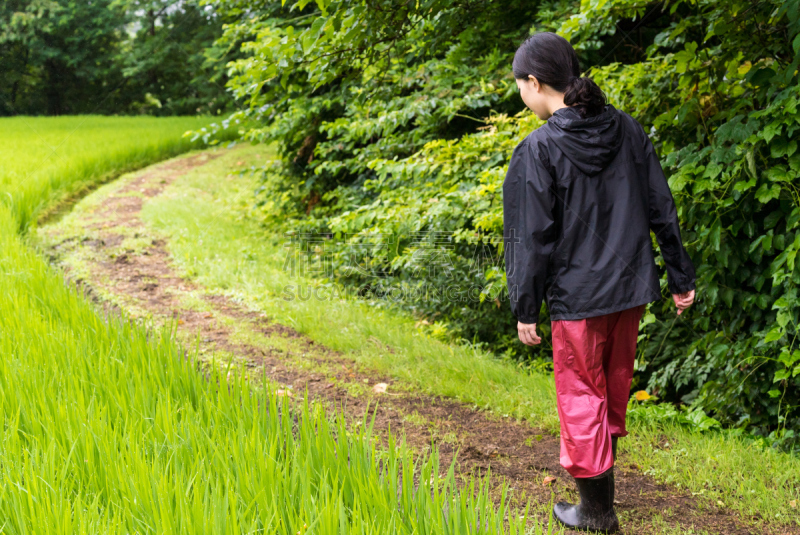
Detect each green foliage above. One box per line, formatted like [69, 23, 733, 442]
[118, 0, 237, 115]
[627, 392, 722, 433]
[0, 0, 126, 114]
[0, 0, 233, 116]
[214, 0, 800, 445]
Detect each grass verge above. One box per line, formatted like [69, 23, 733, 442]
[140, 143, 800, 529]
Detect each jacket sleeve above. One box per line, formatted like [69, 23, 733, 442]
[502, 138, 558, 325]
[643, 132, 697, 295]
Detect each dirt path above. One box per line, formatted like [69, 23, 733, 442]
[38, 148, 793, 535]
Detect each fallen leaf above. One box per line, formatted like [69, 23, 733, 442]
[177, 319, 185, 325]
[542, 476, 556, 486]
[790, 499, 797, 509]
[634, 390, 651, 401]
[372, 383, 388, 393]
[237, 161, 244, 165]
[203, 313, 213, 318]
[276, 389, 293, 397]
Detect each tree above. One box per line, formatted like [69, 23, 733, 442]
[0, 0, 126, 115]
[117, 0, 235, 115]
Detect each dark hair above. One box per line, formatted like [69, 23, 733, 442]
[512, 32, 606, 118]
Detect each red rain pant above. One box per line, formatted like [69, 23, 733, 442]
[551, 303, 646, 478]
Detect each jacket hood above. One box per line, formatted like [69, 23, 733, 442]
[545, 104, 623, 176]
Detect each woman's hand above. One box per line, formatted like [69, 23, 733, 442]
[672, 289, 695, 315]
[518, 321, 542, 345]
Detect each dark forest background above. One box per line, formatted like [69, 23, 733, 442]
[0, 0, 236, 116]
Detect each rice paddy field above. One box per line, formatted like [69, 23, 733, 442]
[0, 116, 221, 232]
[0, 117, 537, 534]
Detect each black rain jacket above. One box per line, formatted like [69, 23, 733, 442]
[502, 104, 696, 325]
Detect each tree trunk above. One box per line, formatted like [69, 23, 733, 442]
[45, 60, 64, 115]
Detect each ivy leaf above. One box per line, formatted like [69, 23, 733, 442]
[765, 327, 783, 343]
[762, 122, 782, 144]
[747, 67, 776, 87]
[764, 210, 784, 229]
[777, 310, 791, 328]
[772, 297, 789, 309]
[746, 150, 758, 179]
[773, 368, 789, 382]
[702, 162, 723, 179]
[780, 348, 800, 367]
[674, 47, 696, 73]
[787, 207, 800, 229]
[749, 235, 765, 253]
[710, 220, 721, 251]
[722, 287, 734, 307]
[771, 139, 797, 159]
[755, 183, 781, 203]
[790, 154, 800, 173]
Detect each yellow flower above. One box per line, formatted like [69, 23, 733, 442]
[634, 390, 651, 401]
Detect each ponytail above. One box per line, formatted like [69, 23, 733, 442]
[563, 75, 606, 118]
[512, 32, 607, 118]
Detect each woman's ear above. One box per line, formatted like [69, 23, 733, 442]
[527, 74, 539, 91]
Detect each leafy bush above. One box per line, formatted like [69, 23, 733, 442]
[211, 0, 800, 444]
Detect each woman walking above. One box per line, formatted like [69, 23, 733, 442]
[502, 32, 696, 533]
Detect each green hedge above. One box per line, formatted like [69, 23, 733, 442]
[209, 0, 800, 449]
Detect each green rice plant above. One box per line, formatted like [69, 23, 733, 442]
[0, 203, 549, 533]
[0, 115, 231, 232]
[0, 118, 547, 532]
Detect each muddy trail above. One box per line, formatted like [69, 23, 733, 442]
[37, 148, 792, 535]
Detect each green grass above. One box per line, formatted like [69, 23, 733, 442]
[1, 206, 541, 533]
[0, 115, 228, 232]
[1, 118, 547, 533]
[623, 423, 800, 523]
[140, 143, 800, 529]
[142, 146, 560, 429]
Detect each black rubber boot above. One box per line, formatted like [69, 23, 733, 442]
[553, 468, 619, 533]
[611, 436, 618, 461]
